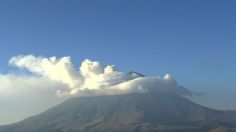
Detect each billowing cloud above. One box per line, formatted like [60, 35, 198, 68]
[9, 55, 83, 89]
[0, 54, 192, 124]
[8, 54, 191, 97]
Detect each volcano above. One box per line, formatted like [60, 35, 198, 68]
[1, 91, 236, 132]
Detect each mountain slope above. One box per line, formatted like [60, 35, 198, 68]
[1, 92, 236, 132]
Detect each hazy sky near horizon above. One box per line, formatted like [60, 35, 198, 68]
[0, 0, 236, 124]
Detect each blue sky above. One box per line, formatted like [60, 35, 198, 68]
[0, 0, 235, 96]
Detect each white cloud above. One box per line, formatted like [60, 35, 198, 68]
[9, 55, 83, 89]
[9, 55, 144, 96]
[0, 54, 192, 124]
[8, 54, 191, 97]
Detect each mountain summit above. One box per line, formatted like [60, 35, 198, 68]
[1, 91, 236, 132]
